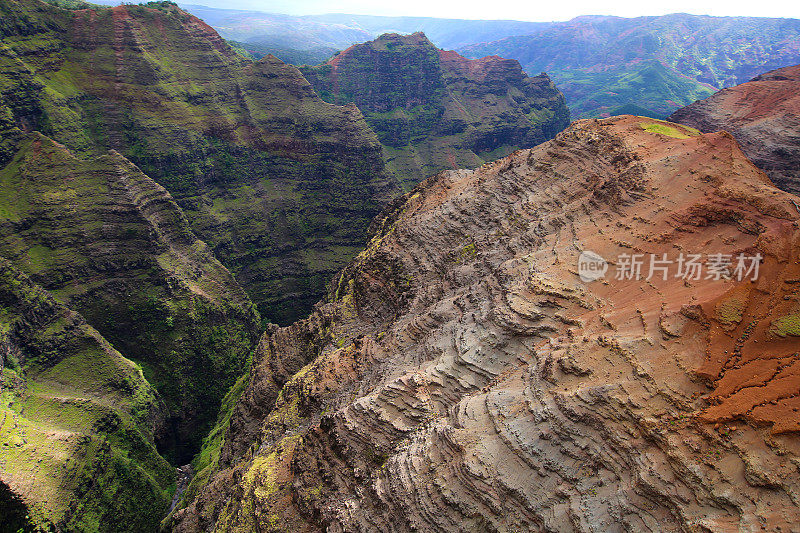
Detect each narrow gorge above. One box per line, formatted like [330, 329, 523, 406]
[2, 0, 800, 531]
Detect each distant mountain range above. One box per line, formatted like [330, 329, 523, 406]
[164, 5, 800, 120]
[176, 4, 552, 50]
[461, 14, 800, 118]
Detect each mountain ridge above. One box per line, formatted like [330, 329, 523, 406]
[300, 32, 570, 187]
[0, 0, 396, 325]
[669, 63, 800, 195]
[170, 115, 800, 531]
[460, 13, 800, 118]
[172, 4, 554, 51]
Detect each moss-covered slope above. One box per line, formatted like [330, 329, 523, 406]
[0, 132, 260, 463]
[0, 257, 173, 531]
[0, 0, 394, 325]
[300, 32, 570, 188]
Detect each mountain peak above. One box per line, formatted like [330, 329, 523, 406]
[302, 32, 569, 187]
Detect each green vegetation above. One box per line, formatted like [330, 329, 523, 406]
[159, 368, 250, 527]
[459, 242, 477, 262]
[640, 121, 697, 139]
[300, 32, 569, 188]
[607, 103, 666, 119]
[0, 0, 398, 526]
[41, 0, 101, 10]
[771, 314, 800, 337]
[0, 258, 173, 530]
[0, 135, 259, 465]
[461, 14, 800, 119]
[715, 290, 747, 327]
[229, 40, 337, 65]
[551, 61, 715, 119]
[0, 0, 391, 326]
[226, 40, 255, 60]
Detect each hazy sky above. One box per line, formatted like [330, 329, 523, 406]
[191, 0, 800, 20]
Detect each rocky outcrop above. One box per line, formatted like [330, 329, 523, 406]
[171, 116, 800, 532]
[0, 257, 173, 531]
[300, 32, 570, 188]
[669, 64, 800, 196]
[0, 0, 395, 325]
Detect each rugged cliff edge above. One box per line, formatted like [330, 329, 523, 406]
[300, 32, 570, 189]
[172, 116, 800, 532]
[0, 0, 394, 325]
[669, 64, 800, 196]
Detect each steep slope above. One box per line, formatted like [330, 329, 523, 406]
[0, 132, 259, 463]
[1, 257, 173, 531]
[0, 0, 394, 325]
[171, 116, 800, 532]
[669, 64, 800, 196]
[461, 14, 800, 118]
[300, 32, 569, 188]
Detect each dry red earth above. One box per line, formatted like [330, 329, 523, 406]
[670, 64, 800, 196]
[172, 116, 800, 532]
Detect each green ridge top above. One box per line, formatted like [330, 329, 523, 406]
[300, 32, 570, 189]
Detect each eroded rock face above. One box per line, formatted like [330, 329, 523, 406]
[0, 0, 394, 325]
[669, 64, 800, 196]
[172, 116, 800, 532]
[300, 32, 570, 189]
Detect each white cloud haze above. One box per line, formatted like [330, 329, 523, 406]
[188, 0, 800, 20]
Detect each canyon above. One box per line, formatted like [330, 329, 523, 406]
[170, 116, 800, 532]
[2, 0, 800, 531]
[0, 0, 393, 326]
[0, 0, 569, 527]
[181, 9, 800, 122]
[0, 131, 259, 529]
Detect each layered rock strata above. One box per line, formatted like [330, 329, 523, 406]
[300, 32, 570, 189]
[173, 116, 800, 532]
[0, 0, 394, 325]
